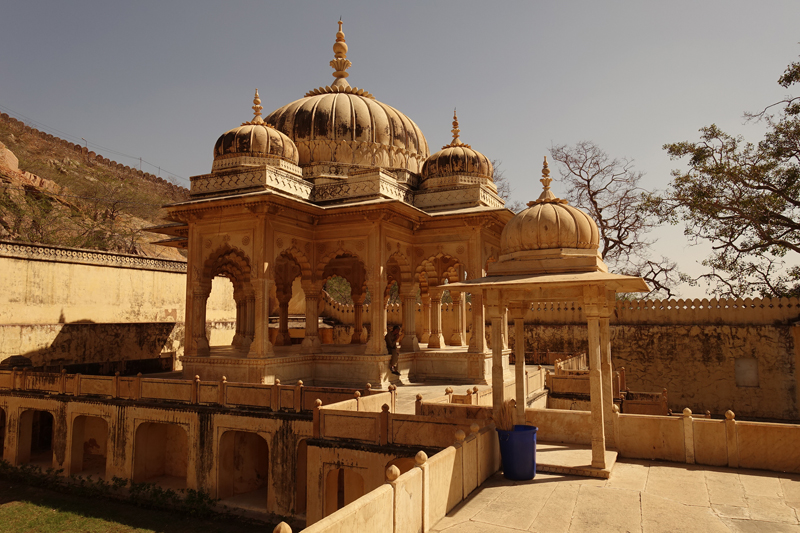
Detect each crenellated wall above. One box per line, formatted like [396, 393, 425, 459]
[0, 113, 188, 199]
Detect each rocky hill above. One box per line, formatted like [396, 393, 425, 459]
[0, 113, 188, 259]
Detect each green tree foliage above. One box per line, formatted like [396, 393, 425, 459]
[549, 141, 681, 297]
[653, 54, 800, 297]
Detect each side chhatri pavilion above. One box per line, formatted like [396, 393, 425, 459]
[150, 22, 513, 387]
[449, 157, 649, 472]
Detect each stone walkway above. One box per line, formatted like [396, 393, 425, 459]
[432, 460, 800, 532]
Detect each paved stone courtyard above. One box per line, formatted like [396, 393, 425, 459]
[432, 459, 800, 532]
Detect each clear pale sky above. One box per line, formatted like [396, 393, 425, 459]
[1, 1, 799, 297]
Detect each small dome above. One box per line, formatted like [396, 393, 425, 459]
[500, 157, 599, 254]
[212, 90, 299, 171]
[422, 111, 492, 181]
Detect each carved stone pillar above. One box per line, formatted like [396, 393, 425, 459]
[249, 278, 274, 358]
[468, 292, 487, 354]
[490, 308, 506, 412]
[351, 293, 365, 344]
[501, 307, 509, 350]
[600, 310, 615, 448]
[301, 285, 321, 353]
[420, 295, 431, 344]
[427, 290, 444, 349]
[365, 280, 388, 355]
[587, 308, 607, 469]
[232, 289, 244, 350]
[275, 291, 292, 346]
[400, 291, 419, 352]
[238, 289, 254, 354]
[192, 282, 211, 357]
[449, 291, 465, 346]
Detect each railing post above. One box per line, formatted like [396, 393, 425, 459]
[415, 451, 429, 531]
[354, 390, 362, 411]
[682, 408, 695, 464]
[313, 399, 322, 438]
[389, 384, 397, 412]
[219, 376, 227, 406]
[273, 378, 281, 411]
[73, 373, 81, 397]
[725, 410, 738, 468]
[445, 387, 453, 403]
[272, 521, 292, 533]
[294, 380, 303, 413]
[380, 404, 390, 445]
[191, 375, 200, 404]
[365, 383, 372, 396]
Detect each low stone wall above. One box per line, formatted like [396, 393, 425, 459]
[0, 241, 235, 364]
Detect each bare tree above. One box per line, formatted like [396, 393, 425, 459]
[549, 141, 681, 297]
[491, 159, 525, 212]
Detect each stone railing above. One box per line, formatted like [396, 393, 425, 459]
[554, 352, 588, 374]
[530, 296, 800, 325]
[319, 291, 403, 325]
[622, 388, 668, 416]
[283, 424, 500, 533]
[0, 240, 187, 273]
[314, 392, 490, 449]
[0, 369, 371, 412]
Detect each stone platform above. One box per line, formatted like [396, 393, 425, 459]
[536, 442, 617, 479]
[180, 343, 497, 389]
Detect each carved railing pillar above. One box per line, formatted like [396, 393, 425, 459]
[427, 290, 445, 349]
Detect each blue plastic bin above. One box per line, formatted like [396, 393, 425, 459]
[497, 424, 538, 480]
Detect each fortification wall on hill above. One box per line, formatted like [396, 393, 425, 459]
[0, 113, 188, 201]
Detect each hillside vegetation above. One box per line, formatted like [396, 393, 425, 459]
[0, 114, 188, 259]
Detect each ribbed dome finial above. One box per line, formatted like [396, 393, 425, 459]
[451, 109, 461, 146]
[528, 156, 567, 206]
[251, 89, 264, 125]
[331, 19, 352, 86]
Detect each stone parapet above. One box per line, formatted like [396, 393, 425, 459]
[0, 240, 187, 273]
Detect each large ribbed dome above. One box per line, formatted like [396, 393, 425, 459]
[264, 21, 429, 174]
[422, 111, 493, 181]
[212, 90, 299, 172]
[500, 158, 599, 255]
[266, 93, 429, 172]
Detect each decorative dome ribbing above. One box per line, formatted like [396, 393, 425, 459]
[422, 110, 493, 181]
[213, 90, 299, 171]
[264, 22, 429, 173]
[500, 157, 599, 254]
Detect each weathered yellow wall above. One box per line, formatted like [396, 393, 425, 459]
[0, 241, 235, 364]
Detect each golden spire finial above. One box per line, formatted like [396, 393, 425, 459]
[331, 20, 352, 85]
[451, 108, 461, 145]
[251, 89, 264, 124]
[442, 108, 471, 149]
[529, 156, 567, 206]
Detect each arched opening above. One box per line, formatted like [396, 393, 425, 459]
[133, 422, 188, 489]
[70, 415, 108, 478]
[324, 467, 364, 517]
[207, 277, 236, 347]
[416, 253, 463, 348]
[296, 439, 308, 515]
[273, 252, 305, 346]
[18, 409, 54, 468]
[386, 456, 416, 476]
[217, 430, 269, 510]
[320, 253, 367, 345]
[197, 246, 253, 356]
